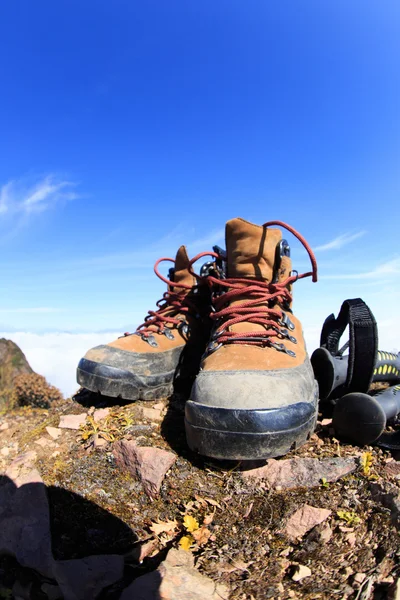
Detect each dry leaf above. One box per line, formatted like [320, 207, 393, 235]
[219, 559, 251, 573]
[203, 512, 215, 526]
[192, 526, 211, 546]
[204, 497, 222, 508]
[232, 559, 252, 571]
[179, 535, 194, 551]
[183, 514, 199, 532]
[149, 519, 178, 536]
[194, 494, 208, 507]
[218, 563, 238, 574]
[136, 539, 159, 562]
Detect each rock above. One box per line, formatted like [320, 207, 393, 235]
[291, 564, 312, 582]
[127, 424, 153, 435]
[1, 459, 54, 577]
[12, 579, 33, 599]
[120, 548, 229, 600]
[242, 457, 358, 488]
[0, 422, 9, 430]
[93, 408, 110, 422]
[54, 555, 124, 600]
[370, 482, 400, 527]
[153, 401, 167, 410]
[304, 521, 332, 549]
[41, 583, 63, 600]
[353, 572, 366, 586]
[316, 522, 332, 543]
[343, 566, 353, 579]
[6, 451, 37, 475]
[284, 504, 331, 540]
[46, 426, 62, 440]
[113, 440, 176, 497]
[93, 434, 108, 449]
[59, 413, 87, 429]
[384, 461, 400, 479]
[345, 532, 357, 547]
[342, 585, 356, 598]
[35, 437, 55, 448]
[0, 447, 10, 456]
[142, 407, 163, 422]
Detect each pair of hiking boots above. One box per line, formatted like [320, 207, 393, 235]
[77, 217, 318, 461]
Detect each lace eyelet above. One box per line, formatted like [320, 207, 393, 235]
[205, 341, 222, 355]
[179, 322, 189, 335]
[270, 342, 296, 357]
[142, 334, 158, 348]
[279, 312, 295, 331]
[277, 328, 297, 344]
[163, 329, 175, 340]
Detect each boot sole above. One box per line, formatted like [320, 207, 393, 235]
[184, 391, 318, 460]
[77, 358, 175, 401]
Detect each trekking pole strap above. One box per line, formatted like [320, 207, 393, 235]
[320, 298, 378, 394]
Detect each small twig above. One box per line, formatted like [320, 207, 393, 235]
[354, 575, 374, 600]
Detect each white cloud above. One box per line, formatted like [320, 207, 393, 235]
[322, 257, 400, 280]
[0, 181, 12, 214]
[315, 231, 366, 252]
[187, 228, 225, 254]
[0, 174, 80, 220]
[0, 307, 62, 314]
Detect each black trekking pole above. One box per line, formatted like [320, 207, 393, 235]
[312, 348, 400, 400]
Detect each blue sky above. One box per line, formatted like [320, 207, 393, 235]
[0, 1, 399, 393]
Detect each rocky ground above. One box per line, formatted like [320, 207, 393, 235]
[1, 387, 400, 600]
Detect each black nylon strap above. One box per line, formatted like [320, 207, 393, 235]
[320, 298, 378, 395]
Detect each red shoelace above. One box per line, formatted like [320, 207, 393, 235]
[189, 221, 318, 350]
[125, 258, 196, 339]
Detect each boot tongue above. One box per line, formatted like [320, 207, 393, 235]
[226, 218, 283, 283]
[172, 245, 196, 290]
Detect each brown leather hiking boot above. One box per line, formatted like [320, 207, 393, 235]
[77, 246, 212, 400]
[185, 218, 319, 460]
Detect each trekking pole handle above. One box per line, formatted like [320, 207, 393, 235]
[332, 384, 400, 446]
